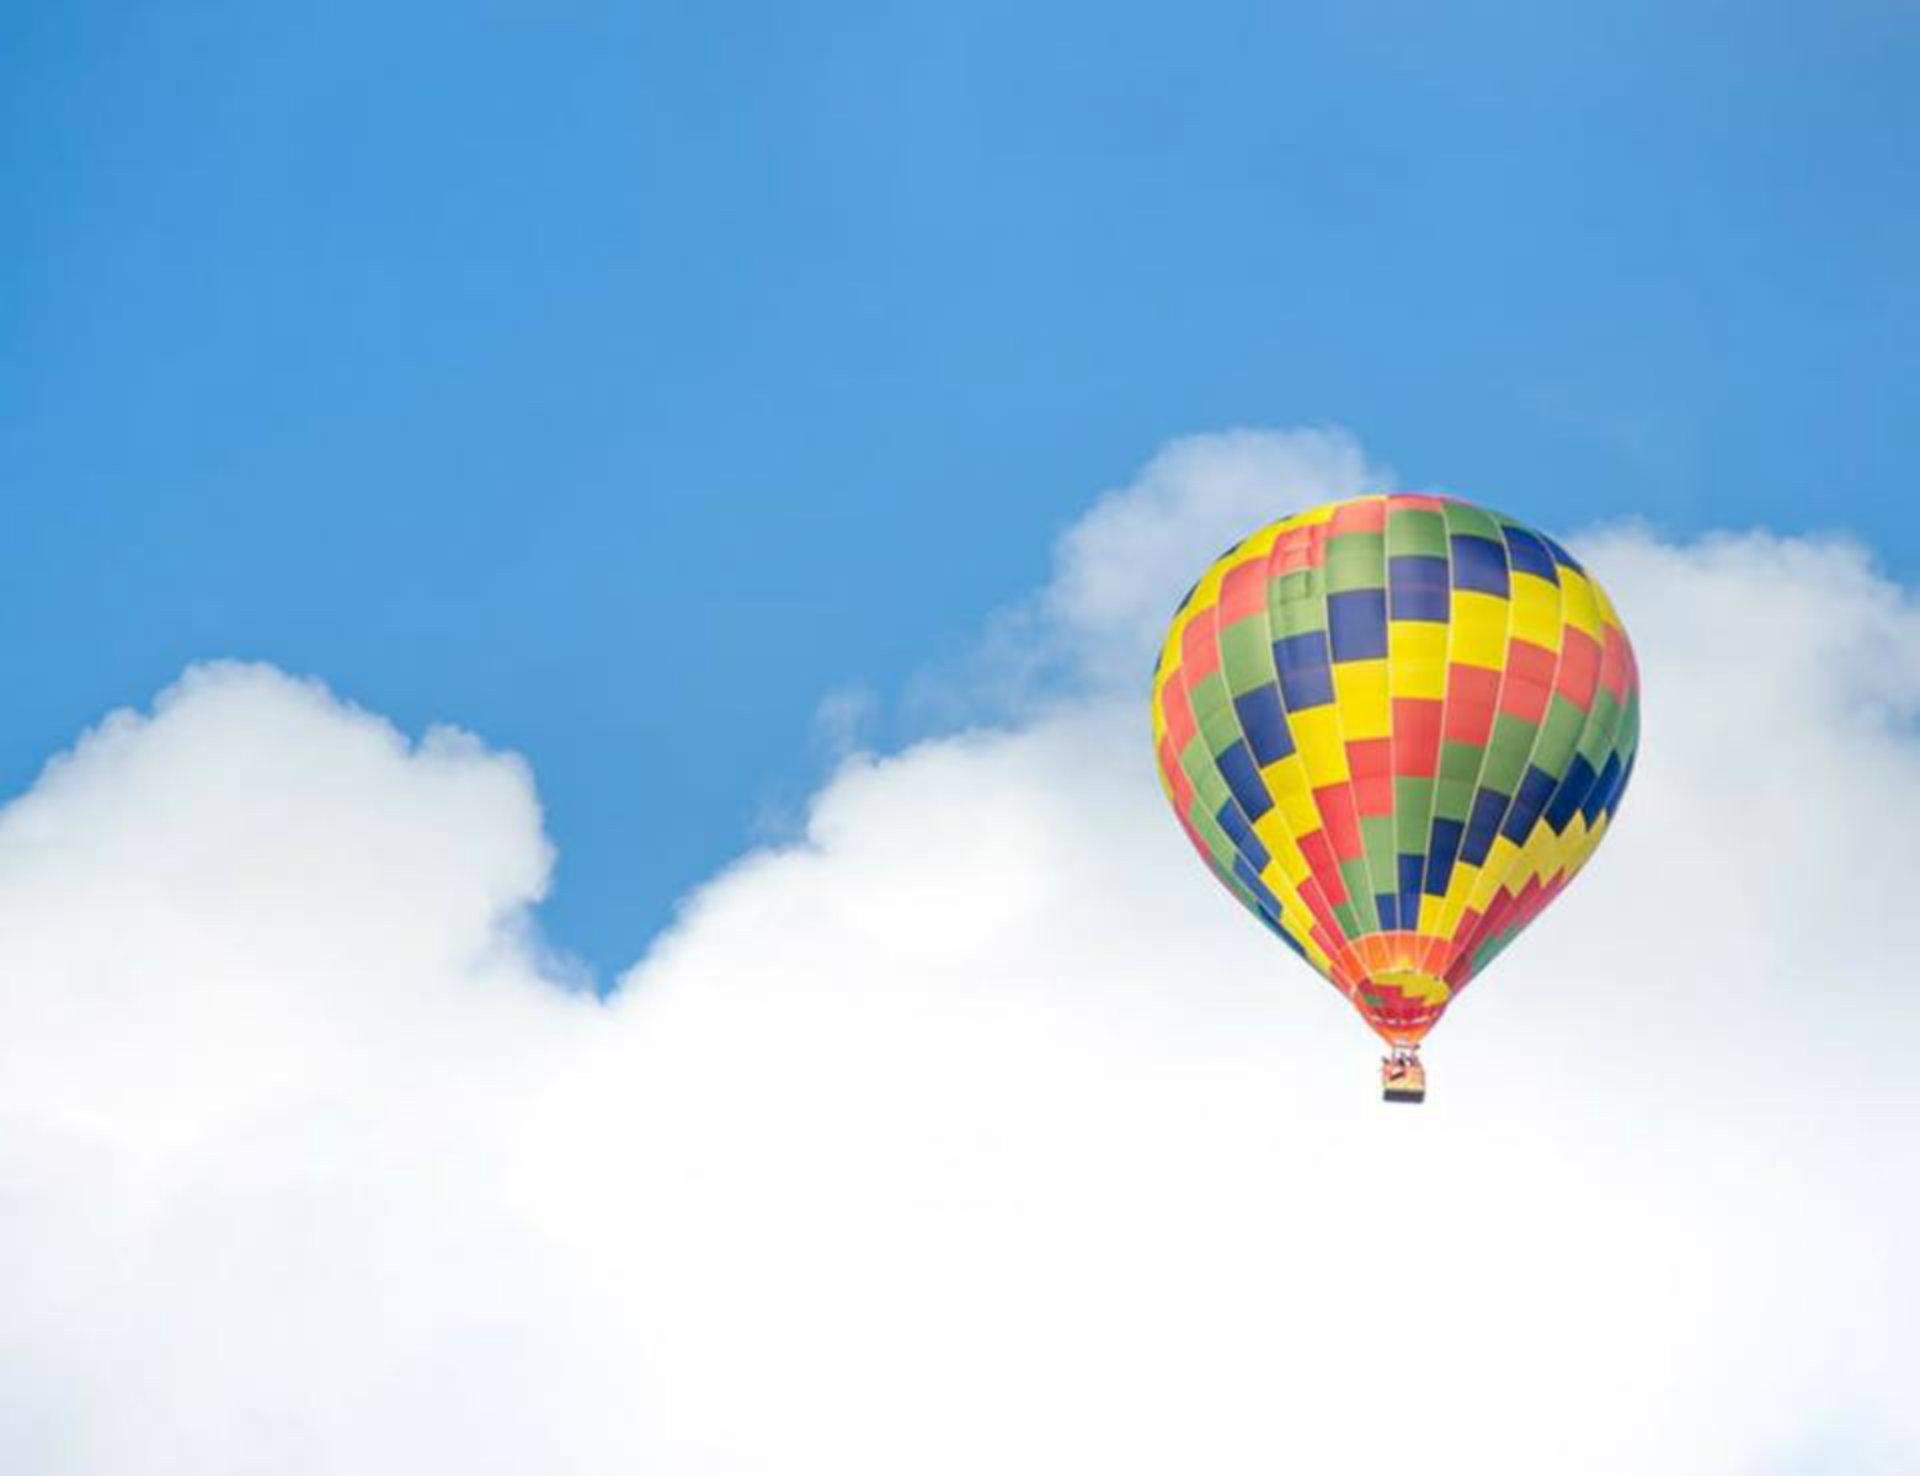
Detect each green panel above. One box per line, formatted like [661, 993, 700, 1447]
[1480, 712, 1538, 793]
[1361, 815, 1397, 897]
[1386, 508, 1448, 558]
[1394, 776, 1435, 850]
[1189, 669, 1231, 721]
[1270, 567, 1324, 606]
[1177, 733, 1214, 784]
[1199, 705, 1243, 757]
[1189, 763, 1230, 816]
[1532, 694, 1588, 778]
[1325, 533, 1385, 593]
[1437, 738, 1484, 786]
[1185, 797, 1242, 874]
[1434, 776, 1476, 822]
[1338, 857, 1380, 932]
[1575, 689, 1622, 767]
[1270, 567, 1326, 637]
[1441, 502, 1504, 541]
[1218, 617, 1276, 696]
[1272, 603, 1324, 639]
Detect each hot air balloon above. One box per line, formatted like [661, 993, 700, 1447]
[1149, 494, 1639, 1102]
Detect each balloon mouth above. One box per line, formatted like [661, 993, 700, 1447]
[1350, 963, 1452, 1047]
[1370, 965, 1451, 1005]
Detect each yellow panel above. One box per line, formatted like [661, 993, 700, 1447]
[1332, 658, 1390, 739]
[1592, 581, 1620, 630]
[1435, 858, 1483, 939]
[1543, 811, 1591, 884]
[1513, 821, 1558, 890]
[1260, 751, 1312, 799]
[1564, 810, 1610, 873]
[1469, 834, 1525, 911]
[1252, 811, 1310, 884]
[1289, 707, 1350, 783]
[1257, 859, 1307, 915]
[1508, 572, 1563, 651]
[1558, 567, 1603, 642]
[1375, 967, 1451, 1006]
[1279, 787, 1321, 836]
[1388, 620, 1447, 666]
[1388, 622, 1448, 699]
[1450, 590, 1510, 669]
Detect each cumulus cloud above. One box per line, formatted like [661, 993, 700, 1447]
[2, 432, 1916, 1476]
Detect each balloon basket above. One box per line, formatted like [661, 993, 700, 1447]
[1381, 1051, 1426, 1104]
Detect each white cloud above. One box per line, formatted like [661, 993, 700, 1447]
[2, 433, 1916, 1476]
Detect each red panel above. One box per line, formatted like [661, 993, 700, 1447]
[1391, 698, 1442, 776]
[1598, 624, 1630, 701]
[1161, 676, 1197, 752]
[1218, 558, 1267, 624]
[1443, 665, 1502, 742]
[1385, 492, 1448, 513]
[1353, 775, 1393, 817]
[1297, 829, 1348, 906]
[1347, 737, 1393, 816]
[1443, 910, 1484, 985]
[1313, 784, 1364, 860]
[1272, 522, 1325, 573]
[1330, 497, 1386, 535]
[1156, 734, 1194, 813]
[1498, 639, 1558, 722]
[1504, 638, 1557, 687]
[1554, 627, 1602, 705]
[1179, 606, 1221, 683]
[1500, 678, 1550, 724]
[1297, 882, 1344, 936]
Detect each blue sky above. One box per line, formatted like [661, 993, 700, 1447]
[3, 0, 1915, 976]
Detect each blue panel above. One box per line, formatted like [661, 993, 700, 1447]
[1388, 555, 1451, 622]
[1273, 633, 1335, 710]
[1542, 535, 1584, 572]
[1448, 534, 1510, 596]
[1543, 754, 1598, 832]
[1503, 527, 1558, 582]
[1500, 764, 1559, 844]
[1396, 853, 1426, 928]
[1376, 892, 1400, 929]
[1215, 799, 1273, 873]
[1460, 788, 1511, 866]
[1232, 854, 1282, 917]
[1423, 817, 1464, 896]
[1589, 750, 1635, 822]
[1232, 684, 1294, 764]
[1215, 739, 1274, 821]
[1389, 553, 1450, 589]
[1327, 588, 1389, 661]
[1581, 752, 1623, 825]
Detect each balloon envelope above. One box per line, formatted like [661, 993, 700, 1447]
[1150, 494, 1639, 1046]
